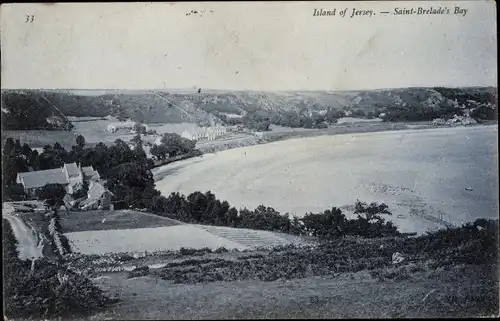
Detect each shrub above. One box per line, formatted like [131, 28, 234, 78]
[3, 220, 116, 319]
[127, 266, 150, 278]
[214, 247, 229, 253]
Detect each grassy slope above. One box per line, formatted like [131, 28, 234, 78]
[19, 210, 182, 235]
[88, 265, 497, 319]
[59, 210, 182, 233]
[11, 210, 499, 319]
[60, 219, 499, 319]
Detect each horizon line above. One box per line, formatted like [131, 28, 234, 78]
[1, 85, 497, 94]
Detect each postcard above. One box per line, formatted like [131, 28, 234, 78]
[1, 1, 498, 319]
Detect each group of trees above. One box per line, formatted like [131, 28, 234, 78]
[150, 133, 196, 160]
[2, 134, 155, 208]
[148, 191, 400, 238]
[240, 107, 384, 130]
[380, 104, 464, 122]
[2, 131, 199, 211]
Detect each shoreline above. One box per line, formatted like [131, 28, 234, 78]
[197, 121, 497, 155]
[152, 123, 497, 235]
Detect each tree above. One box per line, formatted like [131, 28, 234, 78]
[160, 133, 196, 157]
[471, 104, 497, 121]
[131, 134, 143, 149]
[150, 144, 168, 160]
[133, 123, 147, 135]
[105, 162, 156, 209]
[352, 200, 397, 237]
[75, 135, 86, 148]
[3, 184, 26, 201]
[53, 142, 65, 151]
[21, 144, 32, 159]
[302, 117, 314, 128]
[3, 138, 16, 157]
[354, 200, 392, 223]
[36, 184, 66, 208]
[302, 207, 346, 238]
[325, 108, 345, 123]
[28, 150, 40, 170]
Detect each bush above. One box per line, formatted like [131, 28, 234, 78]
[214, 247, 229, 253]
[46, 209, 72, 257]
[3, 218, 20, 262]
[127, 266, 150, 278]
[3, 220, 116, 319]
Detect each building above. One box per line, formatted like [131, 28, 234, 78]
[181, 125, 227, 142]
[79, 181, 114, 210]
[254, 131, 265, 138]
[181, 128, 207, 141]
[46, 115, 66, 127]
[107, 121, 138, 133]
[16, 163, 101, 198]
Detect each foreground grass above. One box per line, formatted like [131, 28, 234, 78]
[8, 218, 499, 319]
[87, 264, 498, 319]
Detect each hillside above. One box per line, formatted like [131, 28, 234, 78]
[1, 90, 73, 130]
[1, 87, 497, 130]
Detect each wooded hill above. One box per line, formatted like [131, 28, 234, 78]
[1, 87, 497, 130]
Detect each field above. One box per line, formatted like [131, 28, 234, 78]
[65, 225, 250, 255]
[59, 210, 181, 233]
[37, 209, 309, 255]
[70, 117, 203, 145]
[154, 125, 499, 234]
[63, 224, 311, 255]
[2, 130, 77, 150]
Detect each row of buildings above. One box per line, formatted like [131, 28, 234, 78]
[180, 125, 228, 141]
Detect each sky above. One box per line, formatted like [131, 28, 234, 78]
[0, 1, 497, 91]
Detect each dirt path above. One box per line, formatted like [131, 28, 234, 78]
[3, 213, 43, 260]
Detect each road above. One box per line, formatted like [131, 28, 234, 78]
[3, 213, 43, 260]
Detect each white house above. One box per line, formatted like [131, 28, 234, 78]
[181, 125, 227, 142]
[16, 162, 101, 198]
[107, 121, 137, 133]
[181, 128, 207, 141]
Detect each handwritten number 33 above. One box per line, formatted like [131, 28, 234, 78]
[26, 15, 35, 23]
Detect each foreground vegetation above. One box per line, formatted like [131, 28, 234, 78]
[2, 218, 117, 320]
[117, 218, 497, 286]
[5, 216, 498, 319]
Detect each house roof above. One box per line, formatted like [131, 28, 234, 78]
[80, 181, 113, 206]
[17, 168, 69, 189]
[64, 162, 80, 178]
[63, 193, 74, 203]
[82, 166, 100, 180]
[88, 181, 113, 198]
